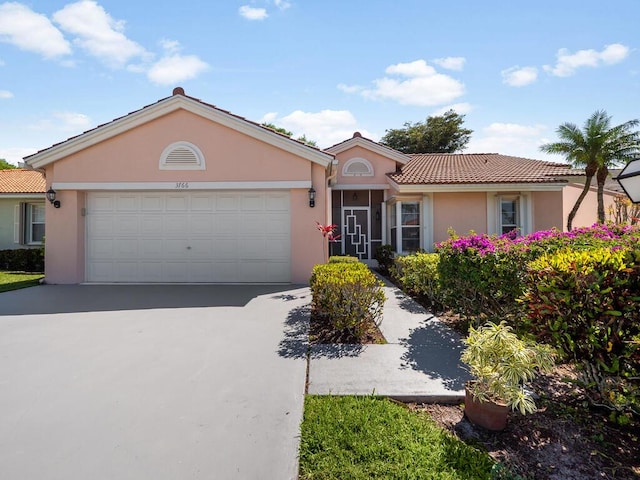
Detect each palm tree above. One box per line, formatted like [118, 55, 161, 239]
[540, 110, 640, 230]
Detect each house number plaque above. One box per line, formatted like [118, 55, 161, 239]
[175, 182, 190, 189]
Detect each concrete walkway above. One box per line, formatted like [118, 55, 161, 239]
[307, 281, 470, 402]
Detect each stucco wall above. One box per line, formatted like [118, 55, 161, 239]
[532, 190, 564, 231]
[432, 192, 487, 244]
[42, 109, 327, 284]
[332, 145, 398, 186]
[563, 183, 617, 230]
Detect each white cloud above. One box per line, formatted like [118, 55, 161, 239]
[260, 109, 377, 148]
[466, 122, 553, 160]
[543, 43, 630, 77]
[433, 57, 466, 71]
[337, 83, 364, 94]
[0, 2, 71, 58]
[342, 59, 465, 107]
[239, 5, 268, 20]
[431, 102, 473, 116]
[0, 90, 13, 99]
[53, 0, 148, 68]
[274, 0, 291, 10]
[29, 111, 92, 132]
[501, 66, 538, 87]
[0, 146, 38, 166]
[147, 54, 209, 85]
[159, 39, 181, 54]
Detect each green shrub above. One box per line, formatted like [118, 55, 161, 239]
[373, 244, 394, 276]
[310, 262, 385, 338]
[522, 247, 640, 376]
[328, 255, 359, 263]
[393, 252, 441, 308]
[437, 242, 529, 322]
[0, 248, 44, 272]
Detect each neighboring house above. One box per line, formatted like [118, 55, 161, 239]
[24, 88, 616, 285]
[0, 169, 46, 250]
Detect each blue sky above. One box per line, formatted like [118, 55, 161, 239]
[1, 0, 638, 166]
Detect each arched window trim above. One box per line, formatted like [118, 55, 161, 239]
[342, 157, 374, 177]
[159, 141, 206, 170]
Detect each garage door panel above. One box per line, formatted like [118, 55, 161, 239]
[87, 191, 291, 283]
[115, 216, 140, 235]
[114, 238, 138, 258]
[116, 195, 139, 212]
[141, 194, 164, 211]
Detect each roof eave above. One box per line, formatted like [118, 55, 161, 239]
[388, 180, 568, 193]
[324, 136, 410, 164]
[25, 95, 334, 169]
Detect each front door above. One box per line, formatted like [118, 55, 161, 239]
[342, 207, 370, 260]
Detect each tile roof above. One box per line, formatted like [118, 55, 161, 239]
[0, 169, 46, 194]
[388, 153, 583, 185]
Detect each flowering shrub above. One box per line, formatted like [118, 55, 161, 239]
[436, 224, 640, 321]
[310, 262, 385, 338]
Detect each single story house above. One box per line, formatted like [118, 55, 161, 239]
[0, 169, 46, 250]
[24, 88, 616, 284]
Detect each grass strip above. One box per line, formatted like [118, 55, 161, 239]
[299, 395, 494, 480]
[0, 271, 43, 293]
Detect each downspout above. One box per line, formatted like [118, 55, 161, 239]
[326, 159, 339, 226]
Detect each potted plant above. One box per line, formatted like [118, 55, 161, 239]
[461, 321, 555, 431]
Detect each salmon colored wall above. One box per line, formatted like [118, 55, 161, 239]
[43, 185, 85, 284]
[43, 109, 328, 284]
[290, 163, 327, 284]
[532, 191, 564, 231]
[563, 183, 616, 230]
[432, 192, 487, 244]
[51, 109, 311, 183]
[333, 145, 398, 185]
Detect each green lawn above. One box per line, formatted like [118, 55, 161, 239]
[299, 396, 494, 480]
[0, 271, 44, 293]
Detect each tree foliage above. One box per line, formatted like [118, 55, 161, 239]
[540, 110, 640, 230]
[380, 110, 473, 153]
[0, 159, 17, 169]
[261, 123, 317, 147]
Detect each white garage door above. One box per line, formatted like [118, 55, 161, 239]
[86, 191, 291, 283]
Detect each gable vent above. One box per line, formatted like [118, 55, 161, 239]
[160, 141, 206, 170]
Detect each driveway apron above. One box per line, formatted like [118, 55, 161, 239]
[0, 285, 310, 480]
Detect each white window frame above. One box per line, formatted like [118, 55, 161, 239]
[27, 203, 45, 245]
[389, 200, 421, 253]
[14, 202, 45, 245]
[499, 196, 520, 235]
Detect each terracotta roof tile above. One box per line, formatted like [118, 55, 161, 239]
[0, 169, 46, 194]
[388, 153, 582, 185]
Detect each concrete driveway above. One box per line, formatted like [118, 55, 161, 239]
[0, 285, 310, 480]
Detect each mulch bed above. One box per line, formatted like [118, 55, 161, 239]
[412, 363, 640, 479]
[308, 313, 386, 345]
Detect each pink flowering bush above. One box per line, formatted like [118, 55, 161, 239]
[435, 223, 640, 322]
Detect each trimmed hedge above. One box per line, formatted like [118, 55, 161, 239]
[523, 247, 640, 375]
[0, 248, 44, 272]
[393, 253, 441, 308]
[310, 262, 385, 338]
[328, 255, 360, 263]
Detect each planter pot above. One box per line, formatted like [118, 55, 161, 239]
[464, 386, 508, 431]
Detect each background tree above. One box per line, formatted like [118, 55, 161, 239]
[262, 123, 317, 147]
[0, 159, 17, 169]
[540, 110, 640, 230]
[380, 110, 473, 153]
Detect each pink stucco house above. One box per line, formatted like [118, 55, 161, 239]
[24, 88, 615, 284]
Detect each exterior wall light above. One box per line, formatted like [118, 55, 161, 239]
[308, 187, 316, 208]
[46, 188, 61, 208]
[616, 158, 640, 204]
